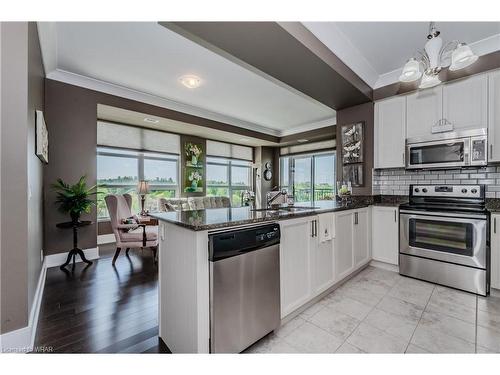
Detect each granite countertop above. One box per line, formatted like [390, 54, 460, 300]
[486, 199, 500, 212]
[150, 197, 374, 231]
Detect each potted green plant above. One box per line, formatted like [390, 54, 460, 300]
[52, 175, 98, 223]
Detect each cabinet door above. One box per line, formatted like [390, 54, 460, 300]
[372, 206, 399, 265]
[374, 96, 406, 168]
[353, 208, 371, 268]
[489, 71, 500, 162]
[335, 211, 354, 280]
[279, 217, 314, 317]
[443, 74, 488, 131]
[491, 215, 500, 290]
[406, 86, 442, 139]
[312, 215, 335, 295]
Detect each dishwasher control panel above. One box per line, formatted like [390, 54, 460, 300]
[209, 223, 280, 261]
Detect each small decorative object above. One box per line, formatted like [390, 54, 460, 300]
[336, 181, 352, 204]
[52, 175, 98, 224]
[188, 170, 203, 191]
[185, 142, 203, 167]
[35, 110, 49, 163]
[263, 162, 273, 181]
[241, 190, 255, 207]
[341, 121, 364, 187]
[137, 180, 150, 216]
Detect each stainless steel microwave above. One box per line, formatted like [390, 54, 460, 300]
[406, 129, 487, 170]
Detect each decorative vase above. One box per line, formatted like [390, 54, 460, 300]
[191, 180, 198, 189]
[191, 155, 198, 165]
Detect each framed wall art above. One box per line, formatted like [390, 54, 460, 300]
[182, 136, 205, 195]
[35, 110, 49, 163]
[340, 121, 364, 187]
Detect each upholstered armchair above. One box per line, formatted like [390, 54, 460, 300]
[104, 194, 158, 265]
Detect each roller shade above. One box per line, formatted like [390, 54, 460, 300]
[280, 139, 336, 156]
[97, 122, 180, 154]
[207, 140, 253, 161]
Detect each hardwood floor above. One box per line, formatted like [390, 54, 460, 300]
[34, 244, 170, 353]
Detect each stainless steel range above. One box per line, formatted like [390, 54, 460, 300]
[399, 184, 489, 296]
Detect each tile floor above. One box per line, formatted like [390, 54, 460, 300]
[245, 266, 500, 354]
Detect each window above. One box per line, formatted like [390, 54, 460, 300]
[280, 152, 336, 204]
[206, 157, 252, 206]
[97, 147, 179, 219]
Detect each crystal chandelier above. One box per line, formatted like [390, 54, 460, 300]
[399, 22, 478, 89]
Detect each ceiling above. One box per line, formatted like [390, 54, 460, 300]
[97, 105, 279, 147]
[38, 22, 336, 137]
[304, 22, 500, 88]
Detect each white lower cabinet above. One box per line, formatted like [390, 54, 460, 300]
[372, 206, 399, 265]
[334, 208, 371, 281]
[279, 216, 316, 318]
[279, 208, 371, 318]
[312, 214, 336, 296]
[334, 210, 355, 280]
[490, 214, 500, 290]
[353, 208, 371, 268]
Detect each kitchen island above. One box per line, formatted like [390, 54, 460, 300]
[150, 198, 377, 353]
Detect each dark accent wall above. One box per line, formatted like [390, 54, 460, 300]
[180, 135, 206, 197]
[336, 102, 374, 196]
[44, 80, 277, 254]
[0, 22, 44, 334]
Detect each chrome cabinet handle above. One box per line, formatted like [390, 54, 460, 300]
[314, 220, 318, 237]
[490, 144, 493, 159]
[354, 212, 358, 225]
[311, 220, 314, 237]
[394, 210, 397, 222]
[495, 217, 497, 234]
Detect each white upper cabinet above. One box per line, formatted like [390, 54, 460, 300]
[406, 86, 442, 139]
[442, 74, 488, 131]
[374, 96, 406, 169]
[489, 70, 500, 162]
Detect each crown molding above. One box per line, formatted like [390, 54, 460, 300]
[279, 116, 337, 137]
[46, 69, 283, 137]
[46, 69, 338, 137]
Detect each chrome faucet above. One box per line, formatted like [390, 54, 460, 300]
[266, 187, 288, 208]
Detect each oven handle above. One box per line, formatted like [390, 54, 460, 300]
[399, 209, 487, 220]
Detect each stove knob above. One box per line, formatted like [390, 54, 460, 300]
[471, 188, 477, 194]
[462, 188, 468, 194]
[414, 188, 420, 193]
[422, 188, 428, 193]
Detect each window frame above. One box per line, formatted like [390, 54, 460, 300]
[279, 150, 336, 204]
[206, 156, 252, 206]
[97, 147, 180, 220]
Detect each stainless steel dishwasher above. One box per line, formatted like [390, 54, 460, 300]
[208, 223, 281, 353]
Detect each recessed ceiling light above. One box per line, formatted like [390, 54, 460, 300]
[297, 139, 309, 143]
[179, 75, 202, 89]
[144, 117, 159, 124]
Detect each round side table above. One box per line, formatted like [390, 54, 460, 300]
[56, 220, 94, 270]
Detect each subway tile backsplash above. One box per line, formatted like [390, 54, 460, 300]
[372, 166, 500, 198]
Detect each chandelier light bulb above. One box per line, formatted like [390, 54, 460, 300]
[419, 72, 441, 89]
[399, 58, 422, 82]
[449, 43, 478, 71]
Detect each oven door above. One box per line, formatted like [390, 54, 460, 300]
[400, 210, 487, 269]
[406, 138, 469, 169]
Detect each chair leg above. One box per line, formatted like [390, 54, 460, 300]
[112, 247, 121, 265]
[125, 247, 130, 256]
[152, 247, 158, 264]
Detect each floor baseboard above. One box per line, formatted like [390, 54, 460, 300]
[0, 258, 47, 353]
[45, 247, 99, 268]
[97, 234, 115, 245]
[370, 259, 399, 273]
